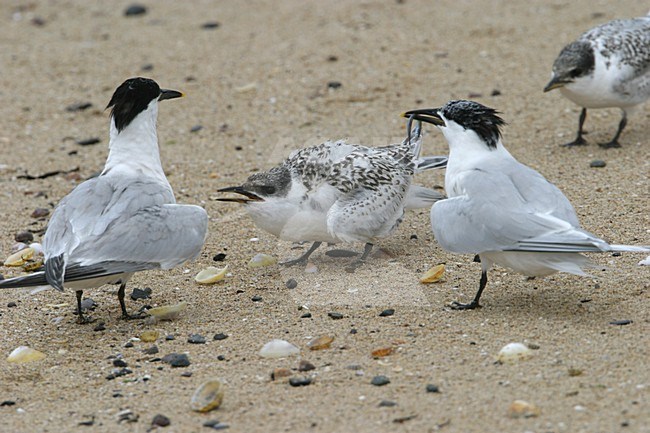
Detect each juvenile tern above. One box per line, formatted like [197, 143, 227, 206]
[404, 100, 649, 309]
[0, 77, 208, 323]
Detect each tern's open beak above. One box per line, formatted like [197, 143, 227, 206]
[159, 89, 185, 101]
[401, 108, 445, 126]
[216, 186, 264, 203]
[543, 75, 568, 93]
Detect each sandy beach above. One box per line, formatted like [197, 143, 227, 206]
[0, 1, 648, 432]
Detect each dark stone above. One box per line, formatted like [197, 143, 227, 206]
[213, 333, 228, 341]
[203, 420, 230, 430]
[590, 160, 606, 168]
[379, 309, 395, 317]
[285, 278, 298, 289]
[350, 328, 357, 334]
[611, 252, 622, 257]
[217, 355, 226, 361]
[93, 322, 106, 332]
[328, 312, 344, 320]
[124, 4, 147, 16]
[410, 234, 418, 240]
[188, 334, 206, 344]
[491, 89, 502, 96]
[327, 55, 338, 62]
[0, 401, 16, 406]
[81, 298, 97, 312]
[190, 125, 203, 133]
[181, 371, 193, 377]
[251, 296, 263, 302]
[165, 335, 175, 341]
[31, 208, 49, 218]
[371, 375, 390, 386]
[106, 368, 132, 380]
[14, 231, 34, 243]
[300, 312, 312, 319]
[130, 287, 152, 300]
[609, 320, 633, 326]
[113, 359, 128, 368]
[425, 384, 440, 393]
[141, 64, 154, 71]
[65, 102, 93, 112]
[76, 137, 101, 146]
[151, 414, 170, 427]
[327, 81, 342, 89]
[379, 400, 397, 407]
[78, 416, 95, 426]
[162, 353, 190, 367]
[202, 22, 220, 29]
[213, 253, 227, 262]
[289, 377, 312, 387]
[7, 302, 17, 308]
[298, 360, 315, 372]
[124, 342, 134, 348]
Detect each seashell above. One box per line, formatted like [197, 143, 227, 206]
[249, 253, 277, 268]
[508, 400, 540, 418]
[307, 335, 334, 351]
[190, 380, 225, 412]
[271, 368, 293, 380]
[23, 259, 44, 272]
[146, 302, 187, 321]
[194, 265, 228, 284]
[419, 264, 445, 283]
[371, 347, 393, 358]
[10, 242, 27, 254]
[139, 331, 159, 343]
[4, 247, 35, 267]
[7, 346, 46, 363]
[259, 339, 300, 358]
[234, 82, 257, 93]
[497, 342, 532, 363]
[304, 262, 318, 273]
[29, 243, 44, 256]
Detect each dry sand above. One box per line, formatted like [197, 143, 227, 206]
[0, 1, 649, 432]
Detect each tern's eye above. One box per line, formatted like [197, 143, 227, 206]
[259, 185, 276, 195]
[570, 67, 583, 77]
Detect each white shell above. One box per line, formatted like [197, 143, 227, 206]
[259, 339, 300, 358]
[195, 265, 228, 284]
[3, 247, 34, 267]
[146, 302, 187, 321]
[249, 253, 277, 268]
[7, 346, 46, 363]
[190, 380, 225, 412]
[497, 342, 532, 363]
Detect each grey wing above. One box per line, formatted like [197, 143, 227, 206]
[327, 154, 412, 243]
[72, 204, 208, 269]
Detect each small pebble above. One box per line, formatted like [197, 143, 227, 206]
[213, 333, 228, 341]
[425, 384, 440, 393]
[80, 298, 97, 312]
[76, 137, 101, 146]
[203, 420, 230, 430]
[508, 400, 540, 418]
[140, 331, 159, 343]
[113, 359, 128, 368]
[491, 89, 502, 96]
[7, 302, 17, 308]
[202, 21, 220, 29]
[141, 63, 154, 71]
[328, 312, 343, 320]
[165, 335, 175, 341]
[289, 377, 312, 387]
[124, 4, 147, 16]
[371, 375, 390, 386]
[213, 253, 227, 262]
[190, 125, 203, 133]
[298, 360, 315, 372]
[65, 102, 92, 112]
[162, 353, 190, 367]
[143, 345, 159, 355]
[324, 249, 358, 258]
[124, 342, 134, 348]
[130, 287, 152, 300]
[410, 234, 418, 240]
[251, 296, 263, 302]
[151, 414, 170, 427]
[188, 334, 206, 344]
[217, 355, 226, 361]
[379, 400, 397, 407]
[181, 372, 193, 377]
[327, 81, 342, 89]
[285, 279, 298, 289]
[31, 208, 50, 218]
[609, 319, 633, 326]
[1, 401, 16, 406]
[379, 309, 394, 317]
[93, 322, 106, 332]
[106, 368, 132, 380]
[271, 368, 292, 380]
[300, 312, 312, 319]
[590, 160, 606, 168]
[14, 231, 33, 243]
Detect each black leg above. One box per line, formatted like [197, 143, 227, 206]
[75, 290, 93, 324]
[280, 241, 323, 267]
[118, 283, 145, 320]
[345, 243, 374, 273]
[562, 108, 588, 147]
[599, 111, 626, 148]
[451, 270, 487, 310]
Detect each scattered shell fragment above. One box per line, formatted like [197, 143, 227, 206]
[371, 347, 393, 358]
[7, 346, 46, 363]
[140, 331, 159, 343]
[508, 400, 540, 418]
[23, 259, 44, 272]
[249, 253, 277, 268]
[497, 342, 532, 363]
[259, 339, 300, 358]
[307, 335, 334, 351]
[419, 264, 445, 283]
[195, 265, 228, 284]
[190, 380, 225, 412]
[234, 82, 257, 93]
[304, 262, 318, 273]
[146, 302, 187, 321]
[271, 368, 293, 380]
[4, 247, 35, 267]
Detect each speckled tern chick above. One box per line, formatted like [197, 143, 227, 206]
[404, 100, 649, 310]
[0, 78, 208, 323]
[218, 121, 447, 270]
[544, 15, 650, 148]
